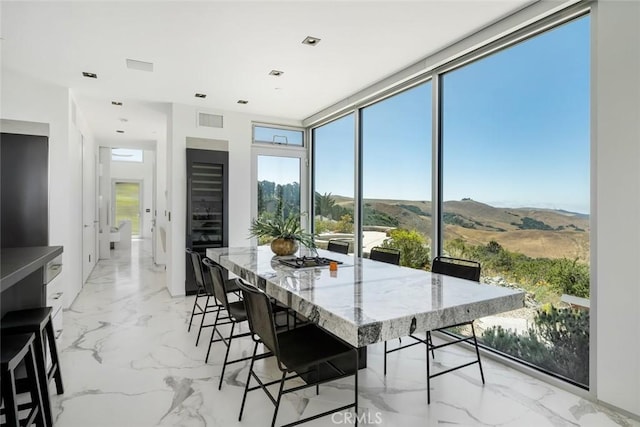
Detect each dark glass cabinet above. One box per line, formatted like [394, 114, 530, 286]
[1, 133, 49, 248]
[185, 149, 228, 294]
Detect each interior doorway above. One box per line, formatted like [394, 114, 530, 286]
[82, 133, 98, 283]
[113, 180, 142, 238]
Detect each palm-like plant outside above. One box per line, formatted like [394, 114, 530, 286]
[315, 192, 336, 219]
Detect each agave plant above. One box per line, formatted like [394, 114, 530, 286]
[249, 213, 316, 249]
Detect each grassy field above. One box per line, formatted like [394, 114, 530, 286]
[115, 182, 140, 236]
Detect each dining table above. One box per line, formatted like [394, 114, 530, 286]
[206, 245, 525, 351]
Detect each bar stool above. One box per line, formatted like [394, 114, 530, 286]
[1, 333, 46, 427]
[1, 307, 63, 427]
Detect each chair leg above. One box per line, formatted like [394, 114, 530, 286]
[218, 322, 236, 390]
[383, 341, 387, 376]
[195, 296, 210, 346]
[354, 348, 359, 426]
[270, 372, 287, 427]
[33, 331, 54, 427]
[205, 308, 222, 364]
[426, 337, 431, 405]
[25, 342, 46, 427]
[1, 369, 19, 427]
[427, 331, 435, 358]
[188, 287, 204, 332]
[46, 318, 64, 394]
[471, 323, 485, 384]
[238, 342, 259, 422]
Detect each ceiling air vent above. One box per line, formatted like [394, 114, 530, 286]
[198, 112, 223, 129]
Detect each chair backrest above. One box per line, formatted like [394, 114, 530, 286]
[202, 258, 229, 308]
[327, 239, 349, 255]
[431, 256, 481, 282]
[369, 246, 401, 265]
[234, 279, 281, 361]
[186, 248, 207, 291]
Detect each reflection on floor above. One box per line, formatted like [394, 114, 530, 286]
[52, 240, 639, 426]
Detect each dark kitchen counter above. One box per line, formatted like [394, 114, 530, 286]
[1, 246, 63, 293]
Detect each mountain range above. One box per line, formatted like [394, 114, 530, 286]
[332, 196, 590, 262]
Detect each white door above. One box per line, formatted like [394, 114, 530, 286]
[151, 150, 157, 262]
[251, 147, 309, 232]
[82, 134, 97, 283]
[113, 180, 142, 237]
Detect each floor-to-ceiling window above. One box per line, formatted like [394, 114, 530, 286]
[441, 15, 590, 386]
[309, 11, 590, 387]
[312, 114, 355, 253]
[361, 82, 432, 266]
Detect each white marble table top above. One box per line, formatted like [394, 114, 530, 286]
[207, 246, 525, 348]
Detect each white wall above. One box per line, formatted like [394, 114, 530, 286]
[69, 92, 98, 296]
[155, 111, 168, 266]
[1, 69, 84, 308]
[165, 104, 301, 296]
[110, 150, 154, 238]
[98, 147, 112, 259]
[593, 0, 640, 416]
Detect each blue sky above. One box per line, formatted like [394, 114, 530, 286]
[257, 155, 300, 186]
[278, 16, 590, 214]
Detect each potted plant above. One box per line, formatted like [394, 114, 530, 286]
[249, 213, 316, 256]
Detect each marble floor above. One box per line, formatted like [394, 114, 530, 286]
[50, 240, 639, 427]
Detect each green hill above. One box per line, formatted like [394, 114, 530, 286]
[325, 195, 589, 262]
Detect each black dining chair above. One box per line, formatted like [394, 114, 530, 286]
[236, 279, 359, 427]
[426, 256, 484, 404]
[327, 239, 349, 255]
[186, 248, 216, 345]
[367, 246, 409, 377]
[201, 258, 253, 389]
[369, 246, 401, 265]
[186, 249, 240, 346]
[382, 256, 484, 402]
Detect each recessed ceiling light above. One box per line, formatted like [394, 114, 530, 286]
[302, 36, 321, 46]
[116, 130, 125, 133]
[237, 100, 248, 104]
[82, 72, 97, 79]
[269, 70, 284, 77]
[195, 93, 207, 98]
[126, 58, 154, 72]
[112, 101, 123, 106]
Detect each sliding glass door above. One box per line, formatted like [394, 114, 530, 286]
[114, 181, 141, 237]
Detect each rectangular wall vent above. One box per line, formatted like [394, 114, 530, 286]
[198, 112, 223, 129]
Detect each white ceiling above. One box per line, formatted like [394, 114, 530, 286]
[2, 1, 536, 148]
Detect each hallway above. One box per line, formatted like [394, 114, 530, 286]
[51, 240, 639, 426]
